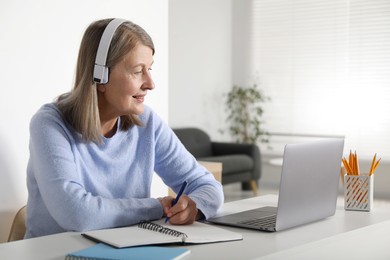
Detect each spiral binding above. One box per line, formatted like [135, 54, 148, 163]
[138, 221, 188, 242]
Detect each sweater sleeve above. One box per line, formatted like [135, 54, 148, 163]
[150, 112, 224, 219]
[27, 106, 163, 233]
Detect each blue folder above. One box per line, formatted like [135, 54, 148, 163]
[65, 243, 190, 260]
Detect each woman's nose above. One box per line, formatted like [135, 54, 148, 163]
[143, 70, 155, 90]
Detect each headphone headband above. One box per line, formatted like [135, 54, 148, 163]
[93, 18, 127, 84]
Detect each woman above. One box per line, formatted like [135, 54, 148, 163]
[25, 18, 223, 238]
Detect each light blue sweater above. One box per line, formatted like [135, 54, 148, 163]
[25, 103, 224, 238]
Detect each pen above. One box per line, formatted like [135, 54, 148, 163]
[165, 180, 188, 223]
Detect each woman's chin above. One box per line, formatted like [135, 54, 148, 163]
[129, 105, 144, 115]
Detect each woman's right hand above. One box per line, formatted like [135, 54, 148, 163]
[158, 196, 174, 217]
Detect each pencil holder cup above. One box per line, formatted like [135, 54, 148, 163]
[344, 174, 373, 211]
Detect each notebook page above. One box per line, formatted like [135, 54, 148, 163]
[82, 224, 182, 248]
[153, 219, 243, 244]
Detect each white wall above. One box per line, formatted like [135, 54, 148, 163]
[168, 0, 232, 141]
[0, 0, 168, 242]
[231, 0, 254, 86]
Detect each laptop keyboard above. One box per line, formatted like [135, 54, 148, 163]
[237, 214, 277, 228]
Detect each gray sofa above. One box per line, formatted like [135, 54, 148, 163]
[173, 127, 261, 194]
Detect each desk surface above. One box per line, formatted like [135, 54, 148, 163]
[257, 219, 390, 260]
[1, 195, 390, 260]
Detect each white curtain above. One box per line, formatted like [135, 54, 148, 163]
[243, 0, 390, 159]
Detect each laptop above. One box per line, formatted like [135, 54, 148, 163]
[208, 138, 344, 232]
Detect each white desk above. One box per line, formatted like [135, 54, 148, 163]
[1, 195, 390, 260]
[257, 219, 390, 259]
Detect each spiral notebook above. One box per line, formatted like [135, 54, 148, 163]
[81, 219, 242, 248]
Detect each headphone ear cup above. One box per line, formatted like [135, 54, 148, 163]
[101, 66, 109, 84]
[93, 64, 109, 84]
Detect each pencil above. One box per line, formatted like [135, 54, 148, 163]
[342, 158, 352, 175]
[354, 151, 360, 175]
[370, 158, 381, 176]
[369, 154, 377, 175]
[349, 151, 354, 175]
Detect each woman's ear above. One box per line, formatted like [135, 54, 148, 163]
[97, 84, 106, 93]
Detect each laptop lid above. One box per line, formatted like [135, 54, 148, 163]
[207, 138, 344, 232]
[275, 138, 344, 231]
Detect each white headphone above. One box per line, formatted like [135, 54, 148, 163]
[93, 18, 127, 84]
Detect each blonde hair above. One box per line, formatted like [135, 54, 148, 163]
[57, 18, 155, 143]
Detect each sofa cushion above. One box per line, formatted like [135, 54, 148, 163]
[174, 128, 213, 158]
[198, 154, 253, 176]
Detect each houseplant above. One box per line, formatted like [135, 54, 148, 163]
[224, 84, 269, 144]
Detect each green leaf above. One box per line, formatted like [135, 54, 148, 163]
[222, 84, 270, 144]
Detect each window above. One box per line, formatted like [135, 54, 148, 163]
[236, 0, 390, 159]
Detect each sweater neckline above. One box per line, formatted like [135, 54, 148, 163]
[101, 117, 122, 143]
